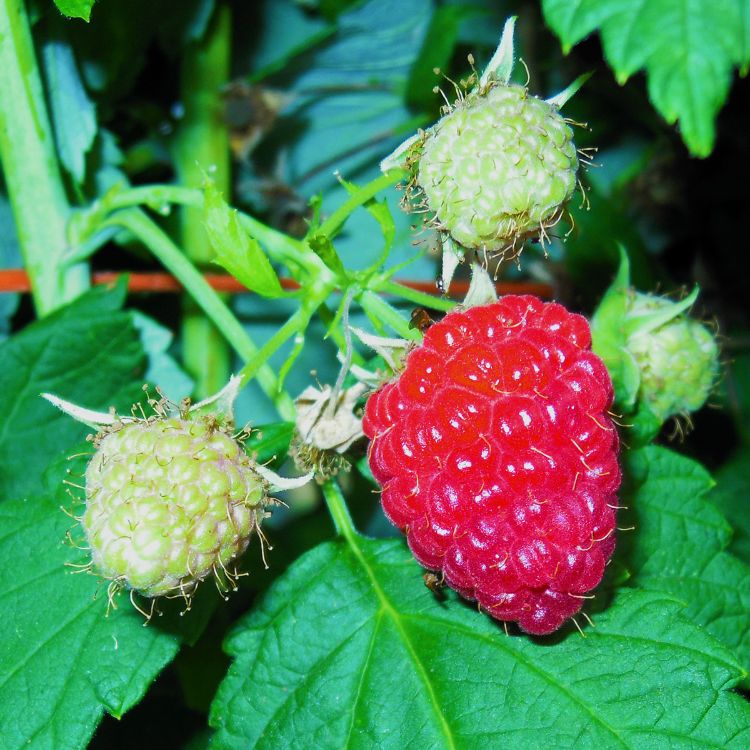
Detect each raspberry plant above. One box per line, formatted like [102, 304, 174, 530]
[1, 2, 750, 749]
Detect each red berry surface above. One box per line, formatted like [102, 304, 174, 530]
[362, 296, 620, 635]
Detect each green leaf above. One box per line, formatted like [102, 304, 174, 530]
[710, 447, 750, 567]
[203, 181, 284, 298]
[405, 5, 473, 109]
[273, 0, 432, 195]
[622, 446, 750, 677]
[542, 0, 750, 156]
[244, 1, 333, 82]
[0, 284, 146, 501]
[0, 456, 209, 749]
[52, 0, 96, 21]
[130, 311, 194, 403]
[41, 33, 97, 183]
[301, 0, 361, 22]
[245, 421, 295, 468]
[307, 233, 347, 277]
[211, 534, 750, 748]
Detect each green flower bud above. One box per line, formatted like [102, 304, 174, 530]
[625, 292, 719, 423]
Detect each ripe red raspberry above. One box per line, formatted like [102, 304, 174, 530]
[362, 296, 620, 635]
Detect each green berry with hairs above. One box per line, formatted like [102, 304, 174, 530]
[625, 292, 719, 423]
[83, 415, 267, 598]
[415, 83, 579, 256]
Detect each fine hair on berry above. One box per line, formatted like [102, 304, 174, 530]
[363, 295, 621, 635]
[82, 411, 269, 613]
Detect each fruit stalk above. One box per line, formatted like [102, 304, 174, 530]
[321, 478, 358, 541]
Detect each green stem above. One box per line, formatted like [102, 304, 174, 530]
[360, 290, 420, 341]
[317, 298, 366, 367]
[236, 302, 317, 388]
[173, 3, 232, 399]
[321, 478, 357, 540]
[317, 169, 406, 240]
[374, 279, 455, 312]
[0, 0, 89, 314]
[107, 184, 311, 272]
[103, 208, 295, 420]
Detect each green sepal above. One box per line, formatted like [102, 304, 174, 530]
[591, 246, 640, 409]
[624, 284, 700, 338]
[628, 400, 664, 446]
[546, 71, 592, 109]
[186, 376, 241, 427]
[479, 16, 517, 88]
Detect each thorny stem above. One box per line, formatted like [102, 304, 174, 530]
[321, 478, 357, 541]
[101, 208, 295, 419]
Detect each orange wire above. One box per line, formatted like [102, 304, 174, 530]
[0, 269, 553, 300]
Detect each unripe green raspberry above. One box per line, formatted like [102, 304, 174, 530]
[415, 84, 578, 255]
[625, 293, 719, 422]
[83, 415, 267, 598]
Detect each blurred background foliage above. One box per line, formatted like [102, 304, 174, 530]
[2, 0, 750, 745]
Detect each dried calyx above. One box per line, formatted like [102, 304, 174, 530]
[291, 293, 371, 480]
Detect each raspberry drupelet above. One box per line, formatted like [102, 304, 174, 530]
[362, 295, 621, 635]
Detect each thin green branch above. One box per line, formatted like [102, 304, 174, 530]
[316, 300, 366, 367]
[236, 303, 316, 388]
[360, 290, 420, 341]
[277, 328, 307, 390]
[106, 184, 310, 271]
[321, 478, 357, 541]
[317, 169, 407, 240]
[101, 207, 295, 420]
[374, 279, 455, 312]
